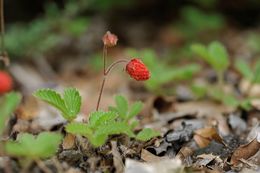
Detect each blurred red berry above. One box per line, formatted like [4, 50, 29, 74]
[0, 71, 13, 94]
[126, 58, 150, 81]
[102, 31, 118, 47]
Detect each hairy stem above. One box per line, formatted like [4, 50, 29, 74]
[103, 46, 107, 75]
[96, 77, 106, 111]
[105, 59, 128, 75]
[96, 59, 129, 111]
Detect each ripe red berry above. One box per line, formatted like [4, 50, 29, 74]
[102, 31, 118, 47]
[126, 58, 150, 81]
[0, 71, 13, 94]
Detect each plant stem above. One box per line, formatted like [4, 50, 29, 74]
[96, 77, 106, 111]
[103, 45, 107, 75]
[217, 71, 224, 90]
[0, 0, 4, 54]
[105, 59, 128, 75]
[96, 59, 129, 111]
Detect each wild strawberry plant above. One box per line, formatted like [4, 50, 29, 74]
[66, 95, 160, 147]
[191, 41, 229, 88]
[235, 58, 260, 95]
[5, 132, 62, 159]
[34, 31, 160, 147]
[191, 41, 252, 109]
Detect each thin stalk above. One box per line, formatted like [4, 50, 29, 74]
[103, 46, 107, 75]
[96, 59, 129, 111]
[0, 0, 4, 54]
[217, 71, 224, 90]
[105, 59, 128, 75]
[96, 77, 106, 111]
[35, 159, 52, 173]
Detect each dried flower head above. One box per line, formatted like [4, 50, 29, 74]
[102, 31, 118, 47]
[126, 58, 150, 81]
[0, 71, 13, 94]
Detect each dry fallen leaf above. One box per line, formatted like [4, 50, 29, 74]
[62, 133, 76, 150]
[141, 149, 167, 162]
[194, 127, 224, 148]
[231, 131, 260, 165]
[111, 141, 124, 173]
[196, 153, 222, 167]
[176, 147, 194, 163]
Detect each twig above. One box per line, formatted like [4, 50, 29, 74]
[52, 157, 63, 173]
[35, 159, 52, 173]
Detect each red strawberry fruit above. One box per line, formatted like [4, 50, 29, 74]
[126, 58, 150, 81]
[0, 71, 13, 94]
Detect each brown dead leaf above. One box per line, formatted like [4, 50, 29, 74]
[194, 127, 224, 148]
[141, 149, 167, 162]
[111, 141, 124, 173]
[196, 154, 222, 167]
[231, 134, 260, 165]
[62, 133, 76, 150]
[176, 147, 194, 163]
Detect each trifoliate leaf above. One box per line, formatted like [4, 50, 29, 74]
[208, 41, 229, 72]
[65, 122, 92, 138]
[129, 119, 139, 130]
[34, 89, 69, 119]
[0, 92, 21, 135]
[136, 128, 160, 141]
[115, 95, 128, 119]
[5, 132, 62, 159]
[90, 134, 108, 147]
[95, 122, 135, 138]
[63, 88, 81, 119]
[235, 59, 254, 81]
[191, 43, 210, 61]
[127, 101, 143, 121]
[88, 111, 118, 128]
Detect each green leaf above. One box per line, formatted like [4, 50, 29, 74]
[88, 111, 118, 128]
[222, 94, 240, 107]
[191, 43, 210, 61]
[253, 59, 260, 83]
[136, 128, 160, 141]
[5, 132, 62, 159]
[129, 120, 139, 130]
[63, 88, 81, 119]
[240, 99, 252, 111]
[115, 95, 128, 119]
[95, 122, 135, 138]
[235, 59, 254, 81]
[0, 92, 21, 135]
[127, 101, 143, 121]
[90, 134, 108, 147]
[34, 89, 69, 119]
[65, 122, 92, 138]
[208, 41, 229, 72]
